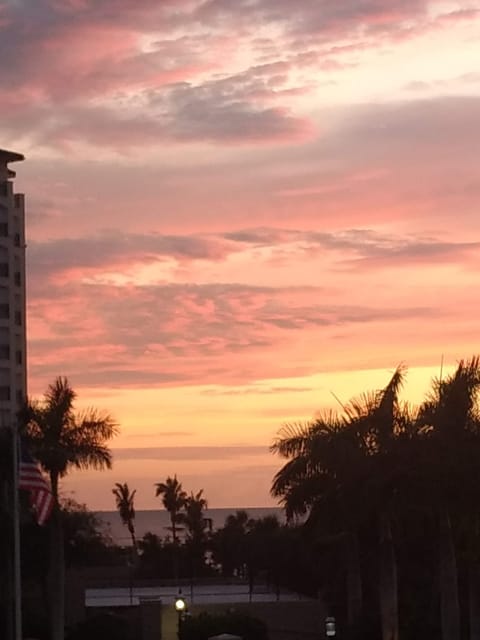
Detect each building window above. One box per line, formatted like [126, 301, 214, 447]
[15, 350, 22, 364]
[0, 263, 9, 277]
[0, 183, 8, 197]
[0, 223, 8, 237]
[0, 386, 10, 401]
[0, 345, 9, 359]
[14, 272, 20, 286]
[16, 389, 23, 405]
[0, 304, 9, 319]
[14, 233, 20, 247]
[14, 311, 21, 326]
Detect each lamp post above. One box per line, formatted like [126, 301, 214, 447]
[175, 590, 187, 638]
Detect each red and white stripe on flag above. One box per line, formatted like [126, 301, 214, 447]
[19, 449, 54, 526]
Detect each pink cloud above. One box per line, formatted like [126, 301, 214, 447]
[1, 0, 478, 391]
[13, 91, 478, 248]
[1, 82, 314, 149]
[3, 0, 480, 514]
[26, 273, 445, 389]
[25, 227, 480, 289]
[194, 0, 430, 37]
[435, 7, 480, 24]
[1, 25, 216, 102]
[6, 94, 474, 268]
[0, 0, 459, 153]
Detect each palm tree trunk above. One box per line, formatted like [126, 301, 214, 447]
[345, 530, 363, 631]
[48, 506, 65, 640]
[1, 475, 14, 640]
[439, 507, 460, 640]
[171, 513, 180, 580]
[469, 563, 480, 640]
[379, 512, 399, 640]
[128, 523, 137, 550]
[3, 515, 14, 640]
[171, 512, 177, 545]
[127, 525, 137, 606]
[49, 474, 65, 640]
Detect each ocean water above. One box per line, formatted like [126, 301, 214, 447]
[97, 507, 284, 546]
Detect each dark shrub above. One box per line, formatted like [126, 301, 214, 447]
[67, 612, 134, 640]
[23, 612, 49, 640]
[180, 610, 268, 640]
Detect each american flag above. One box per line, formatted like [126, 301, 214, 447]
[19, 446, 54, 526]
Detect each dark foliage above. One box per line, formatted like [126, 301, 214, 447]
[180, 610, 268, 640]
[270, 356, 480, 639]
[23, 611, 50, 640]
[67, 612, 135, 640]
[61, 499, 118, 567]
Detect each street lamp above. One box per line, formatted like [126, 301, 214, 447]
[175, 590, 187, 638]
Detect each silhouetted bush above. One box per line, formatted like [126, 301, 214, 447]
[66, 612, 134, 640]
[23, 611, 49, 640]
[180, 610, 268, 640]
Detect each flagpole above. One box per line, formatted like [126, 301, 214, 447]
[12, 425, 22, 640]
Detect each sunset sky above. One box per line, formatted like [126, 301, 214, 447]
[1, 0, 479, 510]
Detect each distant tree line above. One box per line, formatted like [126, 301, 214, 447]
[111, 473, 313, 595]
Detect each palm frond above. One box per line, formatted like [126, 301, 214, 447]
[68, 444, 112, 473]
[271, 421, 314, 457]
[44, 376, 76, 420]
[418, 356, 480, 437]
[112, 482, 136, 529]
[343, 391, 379, 422]
[75, 408, 119, 440]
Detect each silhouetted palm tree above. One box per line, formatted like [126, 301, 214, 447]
[154, 475, 186, 544]
[344, 366, 408, 640]
[211, 510, 251, 577]
[272, 367, 408, 640]
[112, 482, 137, 549]
[417, 357, 480, 640]
[180, 489, 209, 542]
[271, 411, 365, 632]
[24, 376, 118, 640]
[179, 489, 210, 577]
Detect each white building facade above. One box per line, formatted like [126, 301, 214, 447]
[0, 149, 27, 428]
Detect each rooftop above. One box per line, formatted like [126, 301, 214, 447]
[0, 149, 24, 164]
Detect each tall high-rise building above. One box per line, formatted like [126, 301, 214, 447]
[0, 149, 26, 428]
